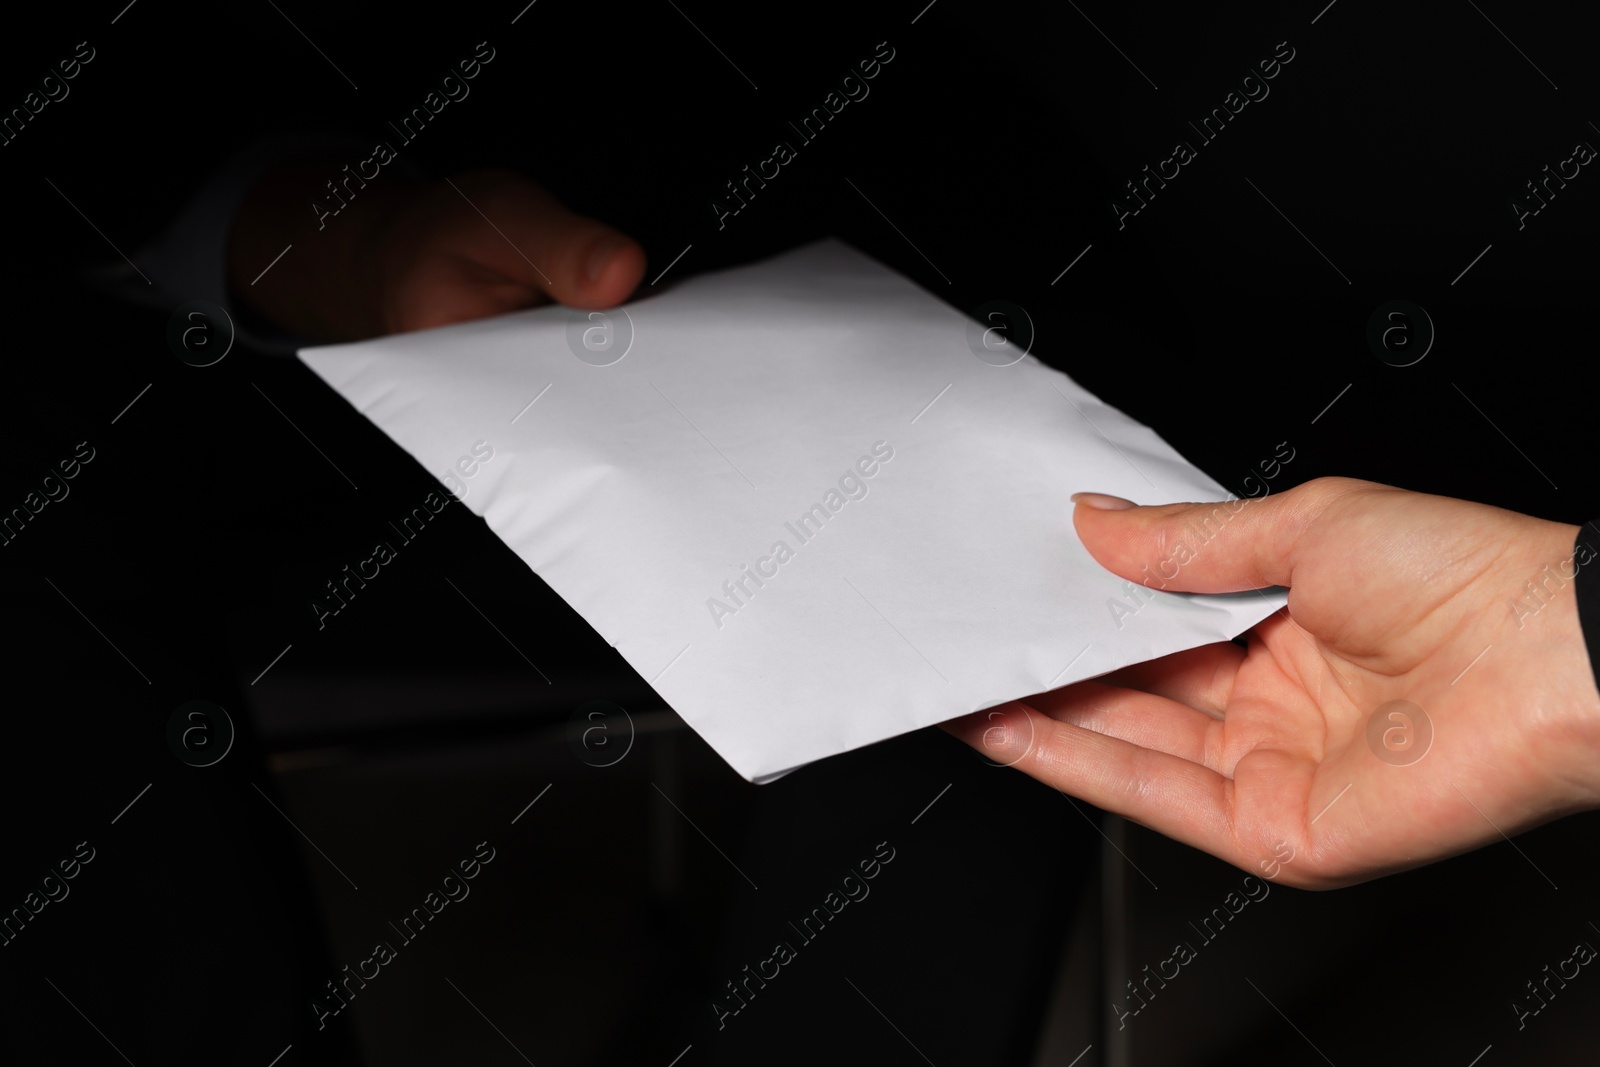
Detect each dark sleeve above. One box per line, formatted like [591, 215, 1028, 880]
[1573, 526, 1600, 690]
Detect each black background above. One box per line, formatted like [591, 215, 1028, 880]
[2, 1, 1598, 1064]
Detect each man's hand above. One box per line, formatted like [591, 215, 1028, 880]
[229, 165, 645, 341]
[943, 477, 1600, 888]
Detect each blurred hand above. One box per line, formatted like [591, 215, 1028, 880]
[943, 477, 1600, 888]
[362, 168, 645, 335]
[230, 165, 645, 341]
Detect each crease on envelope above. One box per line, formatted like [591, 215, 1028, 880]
[300, 238, 1288, 782]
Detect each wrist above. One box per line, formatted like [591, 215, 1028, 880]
[1525, 520, 1600, 808]
[227, 159, 415, 342]
[341, 182, 413, 338]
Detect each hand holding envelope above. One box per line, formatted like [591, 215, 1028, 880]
[952, 477, 1600, 890]
[300, 239, 1285, 782]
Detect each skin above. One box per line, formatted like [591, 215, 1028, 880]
[943, 478, 1600, 889]
[227, 164, 645, 341]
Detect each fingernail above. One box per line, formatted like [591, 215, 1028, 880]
[1071, 492, 1137, 511]
[584, 235, 629, 286]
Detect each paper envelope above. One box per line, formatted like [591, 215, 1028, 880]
[300, 239, 1285, 781]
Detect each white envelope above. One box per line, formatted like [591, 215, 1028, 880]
[300, 239, 1285, 782]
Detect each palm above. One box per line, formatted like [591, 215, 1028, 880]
[953, 478, 1599, 888]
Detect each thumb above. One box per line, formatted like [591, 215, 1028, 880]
[1069, 478, 1369, 594]
[444, 170, 647, 310]
[518, 205, 647, 311]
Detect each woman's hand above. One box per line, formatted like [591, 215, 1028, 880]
[943, 477, 1600, 888]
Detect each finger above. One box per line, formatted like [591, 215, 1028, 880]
[1092, 641, 1246, 717]
[390, 255, 548, 333]
[445, 170, 646, 309]
[1023, 683, 1222, 769]
[943, 701, 1249, 863]
[1069, 478, 1376, 594]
